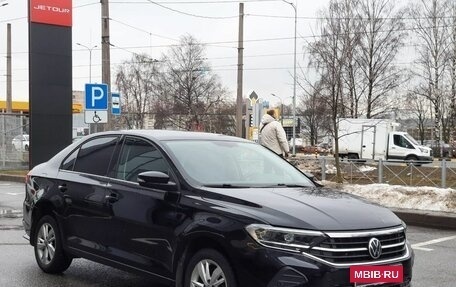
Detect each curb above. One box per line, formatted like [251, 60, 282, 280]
[0, 174, 25, 183]
[392, 208, 456, 230]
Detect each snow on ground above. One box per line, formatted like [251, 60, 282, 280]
[322, 182, 456, 213]
[324, 164, 377, 174]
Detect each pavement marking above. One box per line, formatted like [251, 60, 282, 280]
[5, 192, 22, 196]
[411, 235, 456, 251]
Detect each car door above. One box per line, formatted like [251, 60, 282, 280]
[388, 133, 415, 160]
[57, 135, 120, 256]
[104, 136, 182, 279]
[361, 125, 375, 159]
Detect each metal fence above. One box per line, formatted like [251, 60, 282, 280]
[0, 113, 29, 170]
[305, 157, 456, 188]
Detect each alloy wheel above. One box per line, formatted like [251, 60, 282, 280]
[36, 223, 56, 265]
[190, 259, 227, 287]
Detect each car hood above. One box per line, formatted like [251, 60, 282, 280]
[199, 186, 401, 231]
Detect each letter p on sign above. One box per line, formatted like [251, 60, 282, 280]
[85, 83, 108, 110]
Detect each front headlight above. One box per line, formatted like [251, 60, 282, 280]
[401, 220, 407, 234]
[419, 147, 427, 153]
[245, 224, 326, 253]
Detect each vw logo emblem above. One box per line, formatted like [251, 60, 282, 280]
[368, 238, 382, 259]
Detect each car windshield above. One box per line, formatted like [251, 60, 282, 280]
[163, 140, 314, 187]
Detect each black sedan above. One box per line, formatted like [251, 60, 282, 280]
[23, 130, 413, 287]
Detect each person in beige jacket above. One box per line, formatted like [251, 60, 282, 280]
[259, 109, 290, 157]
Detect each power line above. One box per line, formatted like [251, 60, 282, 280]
[246, 13, 456, 21]
[0, 16, 26, 24]
[109, 18, 179, 42]
[111, 0, 280, 4]
[144, 0, 238, 19]
[108, 17, 236, 49]
[74, 2, 99, 8]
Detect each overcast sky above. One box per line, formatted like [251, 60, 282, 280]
[0, 0, 335, 107]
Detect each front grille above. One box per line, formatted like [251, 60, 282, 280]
[306, 227, 407, 265]
[430, 149, 433, 157]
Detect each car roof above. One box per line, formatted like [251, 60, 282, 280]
[91, 129, 250, 143]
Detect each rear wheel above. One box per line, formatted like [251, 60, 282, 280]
[185, 249, 237, 287]
[34, 215, 72, 273]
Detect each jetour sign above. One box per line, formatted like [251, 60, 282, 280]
[30, 0, 72, 27]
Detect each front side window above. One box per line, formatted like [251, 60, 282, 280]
[73, 136, 119, 176]
[113, 137, 170, 182]
[393, 135, 414, 149]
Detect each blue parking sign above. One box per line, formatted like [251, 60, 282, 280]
[85, 83, 108, 110]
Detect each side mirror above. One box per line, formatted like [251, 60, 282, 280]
[137, 171, 178, 192]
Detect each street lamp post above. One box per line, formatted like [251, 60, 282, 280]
[282, 0, 297, 157]
[76, 43, 97, 83]
[271, 93, 284, 126]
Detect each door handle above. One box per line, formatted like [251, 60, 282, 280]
[105, 193, 119, 203]
[58, 184, 67, 192]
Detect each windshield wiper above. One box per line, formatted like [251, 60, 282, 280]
[275, 184, 310, 188]
[203, 184, 250, 188]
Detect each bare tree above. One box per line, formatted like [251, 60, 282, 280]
[115, 53, 160, 129]
[410, 0, 452, 149]
[308, 0, 350, 182]
[157, 35, 228, 131]
[407, 92, 429, 143]
[356, 0, 408, 118]
[448, 3, 456, 144]
[298, 80, 331, 145]
[339, 0, 365, 118]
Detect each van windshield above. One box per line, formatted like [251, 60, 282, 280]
[404, 133, 419, 146]
[163, 140, 314, 187]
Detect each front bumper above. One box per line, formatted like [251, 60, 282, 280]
[230, 241, 414, 287]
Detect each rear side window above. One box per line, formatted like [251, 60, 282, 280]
[61, 148, 78, 171]
[73, 136, 119, 176]
[113, 137, 170, 182]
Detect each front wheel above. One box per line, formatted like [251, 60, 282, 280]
[185, 249, 237, 287]
[406, 155, 421, 167]
[34, 215, 72, 273]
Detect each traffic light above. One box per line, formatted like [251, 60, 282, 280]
[249, 114, 254, 127]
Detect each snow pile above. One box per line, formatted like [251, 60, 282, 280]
[324, 164, 377, 174]
[322, 182, 456, 213]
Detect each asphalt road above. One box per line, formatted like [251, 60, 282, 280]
[1, 182, 455, 286]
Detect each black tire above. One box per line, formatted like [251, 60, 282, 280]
[347, 153, 359, 160]
[184, 249, 237, 287]
[24, 144, 29, 151]
[34, 215, 72, 273]
[406, 155, 421, 166]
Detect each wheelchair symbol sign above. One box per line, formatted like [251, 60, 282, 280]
[84, 110, 108, 124]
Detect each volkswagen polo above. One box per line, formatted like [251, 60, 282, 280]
[23, 130, 413, 286]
